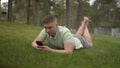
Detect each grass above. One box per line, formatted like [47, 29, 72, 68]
[0, 21, 120, 68]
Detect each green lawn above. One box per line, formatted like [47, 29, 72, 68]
[0, 21, 120, 68]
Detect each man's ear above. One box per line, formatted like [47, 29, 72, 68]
[56, 23, 59, 26]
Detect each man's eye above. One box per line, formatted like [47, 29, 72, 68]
[48, 27, 52, 29]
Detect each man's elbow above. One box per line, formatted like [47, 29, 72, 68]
[32, 42, 35, 47]
[69, 51, 73, 54]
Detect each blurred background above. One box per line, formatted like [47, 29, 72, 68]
[0, 0, 120, 36]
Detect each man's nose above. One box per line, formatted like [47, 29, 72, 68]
[46, 29, 50, 33]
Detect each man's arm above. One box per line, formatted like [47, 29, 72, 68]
[32, 35, 43, 49]
[50, 43, 74, 54]
[37, 43, 74, 54]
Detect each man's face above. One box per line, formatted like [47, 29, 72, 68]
[44, 22, 58, 36]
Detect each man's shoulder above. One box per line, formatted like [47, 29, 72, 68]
[58, 26, 70, 32]
[41, 28, 46, 32]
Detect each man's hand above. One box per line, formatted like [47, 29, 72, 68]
[37, 45, 52, 52]
[36, 44, 74, 54]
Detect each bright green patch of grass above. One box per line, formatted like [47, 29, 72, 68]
[0, 21, 120, 68]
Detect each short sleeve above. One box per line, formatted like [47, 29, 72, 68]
[39, 29, 47, 41]
[63, 30, 74, 44]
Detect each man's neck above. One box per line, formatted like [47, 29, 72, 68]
[51, 27, 58, 37]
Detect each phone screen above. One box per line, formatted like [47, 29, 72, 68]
[36, 41, 43, 46]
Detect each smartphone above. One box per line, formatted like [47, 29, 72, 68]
[36, 41, 43, 46]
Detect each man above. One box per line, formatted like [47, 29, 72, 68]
[32, 14, 93, 54]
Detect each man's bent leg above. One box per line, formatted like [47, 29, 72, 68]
[75, 16, 93, 46]
[76, 19, 86, 36]
[83, 27, 93, 45]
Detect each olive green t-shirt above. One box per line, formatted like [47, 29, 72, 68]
[39, 26, 83, 49]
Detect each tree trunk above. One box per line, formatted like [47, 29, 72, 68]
[43, 0, 50, 16]
[66, 0, 70, 28]
[0, 0, 1, 10]
[33, 0, 40, 25]
[0, 0, 1, 19]
[76, 0, 83, 30]
[26, 0, 31, 24]
[7, 0, 13, 22]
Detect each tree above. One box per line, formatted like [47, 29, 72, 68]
[43, 0, 50, 16]
[0, 0, 1, 10]
[26, 0, 31, 24]
[65, 0, 70, 28]
[76, 0, 83, 30]
[0, 0, 1, 19]
[32, 0, 40, 25]
[7, 0, 13, 22]
[92, 0, 120, 27]
[13, 0, 26, 23]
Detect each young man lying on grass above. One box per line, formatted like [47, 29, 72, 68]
[32, 14, 93, 54]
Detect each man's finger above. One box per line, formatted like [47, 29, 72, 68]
[37, 46, 45, 48]
[37, 47, 44, 50]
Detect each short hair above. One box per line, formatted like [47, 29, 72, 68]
[43, 14, 57, 24]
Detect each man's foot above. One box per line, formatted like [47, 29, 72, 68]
[84, 16, 91, 25]
[84, 16, 91, 22]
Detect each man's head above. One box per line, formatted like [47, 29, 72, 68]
[43, 14, 58, 36]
